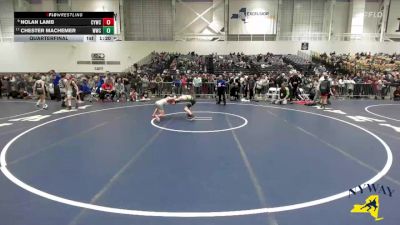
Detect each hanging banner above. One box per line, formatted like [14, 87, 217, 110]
[229, 0, 278, 34]
[387, 0, 400, 34]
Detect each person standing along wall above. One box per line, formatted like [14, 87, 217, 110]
[247, 76, 256, 101]
[135, 75, 143, 96]
[123, 75, 131, 101]
[6, 77, 11, 99]
[142, 75, 150, 95]
[193, 75, 202, 97]
[289, 73, 302, 101]
[155, 73, 163, 97]
[79, 78, 92, 102]
[216, 75, 226, 105]
[51, 70, 61, 101]
[319, 75, 331, 109]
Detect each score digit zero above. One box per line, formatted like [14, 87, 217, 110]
[102, 18, 114, 26]
[102, 26, 114, 34]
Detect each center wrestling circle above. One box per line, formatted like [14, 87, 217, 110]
[150, 111, 248, 133]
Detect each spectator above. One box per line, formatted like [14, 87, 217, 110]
[338, 77, 345, 95]
[319, 75, 331, 109]
[172, 75, 182, 95]
[308, 78, 319, 100]
[130, 88, 138, 102]
[375, 77, 384, 100]
[255, 76, 264, 96]
[344, 77, 355, 97]
[133, 74, 143, 95]
[393, 86, 400, 101]
[275, 73, 285, 88]
[95, 76, 104, 94]
[17, 75, 28, 99]
[79, 78, 92, 102]
[274, 84, 289, 105]
[247, 76, 256, 100]
[289, 73, 302, 100]
[229, 82, 239, 101]
[186, 75, 193, 93]
[6, 77, 12, 99]
[50, 70, 62, 101]
[155, 73, 163, 96]
[4, 51, 398, 101]
[181, 75, 188, 94]
[193, 75, 202, 97]
[89, 76, 96, 92]
[115, 78, 126, 102]
[123, 75, 131, 98]
[216, 75, 226, 105]
[141, 75, 150, 94]
[100, 78, 116, 101]
[163, 73, 173, 94]
[242, 76, 248, 98]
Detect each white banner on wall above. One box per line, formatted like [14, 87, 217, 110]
[363, 1, 381, 34]
[229, 0, 278, 35]
[387, 0, 400, 34]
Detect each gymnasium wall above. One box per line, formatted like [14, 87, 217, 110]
[387, 0, 400, 35]
[0, 41, 399, 73]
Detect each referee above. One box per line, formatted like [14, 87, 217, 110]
[216, 75, 226, 105]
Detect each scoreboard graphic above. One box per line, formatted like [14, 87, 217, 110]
[14, 12, 116, 42]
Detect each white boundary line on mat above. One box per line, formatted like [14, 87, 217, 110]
[151, 111, 247, 133]
[365, 104, 400, 122]
[0, 101, 40, 120]
[0, 102, 393, 218]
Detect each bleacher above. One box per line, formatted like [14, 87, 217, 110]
[283, 54, 313, 75]
[213, 54, 291, 75]
[136, 53, 296, 76]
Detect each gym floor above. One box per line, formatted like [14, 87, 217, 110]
[0, 99, 399, 225]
